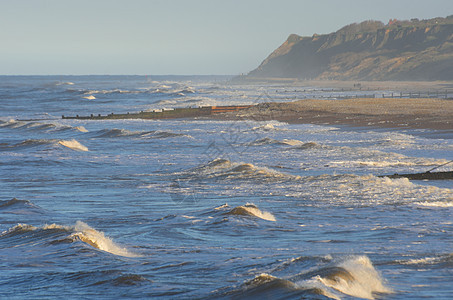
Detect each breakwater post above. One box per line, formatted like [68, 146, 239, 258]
[62, 105, 254, 120]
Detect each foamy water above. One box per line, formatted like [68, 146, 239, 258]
[0, 75, 452, 299]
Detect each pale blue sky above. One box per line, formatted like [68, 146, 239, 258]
[1, 0, 451, 75]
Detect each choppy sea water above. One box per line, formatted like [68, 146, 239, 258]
[0, 75, 452, 299]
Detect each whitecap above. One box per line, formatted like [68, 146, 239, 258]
[58, 139, 89, 151]
[414, 201, 453, 207]
[252, 123, 275, 131]
[189, 158, 299, 183]
[227, 203, 276, 221]
[1, 221, 139, 258]
[280, 139, 304, 146]
[70, 221, 140, 257]
[298, 256, 392, 300]
[75, 126, 89, 133]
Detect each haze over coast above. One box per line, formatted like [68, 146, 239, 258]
[2, 1, 453, 297]
[240, 16, 453, 81]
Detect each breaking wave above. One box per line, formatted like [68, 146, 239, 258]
[248, 137, 319, 148]
[74, 126, 89, 133]
[413, 201, 453, 207]
[224, 255, 391, 300]
[95, 128, 152, 138]
[226, 203, 276, 221]
[303, 255, 392, 299]
[397, 254, 453, 266]
[94, 128, 191, 139]
[251, 122, 287, 132]
[0, 119, 88, 133]
[69, 221, 139, 257]
[73, 84, 196, 98]
[0, 221, 139, 257]
[283, 173, 453, 207]
[0, 119, 25, 128]
[0, 119, 56, 131]
[331, 157, 451, 168]
[0, 198, 32, 209]
[58, 139, 89, 151]
[0, 139, 88, 151]
[56, 81, 74, 86]
[186, 158, 300, 182]
[0, 198, 45, 215]
[81, 88, 143, 95]
[152, 95, 215, 108]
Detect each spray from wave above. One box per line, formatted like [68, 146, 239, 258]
[0, 221, 139, 257]
[69, 221, 139, 257]
[229, 255, 391, 300]
[301, 256, 392, 299]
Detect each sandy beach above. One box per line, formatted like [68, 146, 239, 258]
[236, 79, 453, 92]
[219, 98, 453, 130]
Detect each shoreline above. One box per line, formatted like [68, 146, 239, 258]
[233, 78, 453, 92]
[59, 97, 453, 132]
[215, 98, 453, 131]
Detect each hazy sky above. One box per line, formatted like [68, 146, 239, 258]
[1, 0, 451, 75]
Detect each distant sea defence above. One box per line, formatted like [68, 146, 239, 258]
[242, 16, 453, 81]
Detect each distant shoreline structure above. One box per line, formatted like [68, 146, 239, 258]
[61, 96, 453, 131]
[61, 105, 253, 120]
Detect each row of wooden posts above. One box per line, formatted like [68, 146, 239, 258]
[275, 89, 451, 100]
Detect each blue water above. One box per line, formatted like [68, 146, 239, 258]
[1, 76, 452, 299]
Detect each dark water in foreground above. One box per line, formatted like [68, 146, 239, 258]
[0, 76, 452, 299]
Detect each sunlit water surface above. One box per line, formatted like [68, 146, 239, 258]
[1, 76, 452, 299]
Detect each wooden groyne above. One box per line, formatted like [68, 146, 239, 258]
[274, 90, 452, 100]
[61, 105, 253, 120]
[380, 171, 453, 180]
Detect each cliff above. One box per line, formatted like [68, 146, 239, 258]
[244, 16, 453, 81]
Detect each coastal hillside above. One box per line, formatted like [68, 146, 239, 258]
[244, 16, 453, 81]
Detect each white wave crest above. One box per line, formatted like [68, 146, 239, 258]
[74, 126, 88, 133]
[227, 203, 276, 221]
[300, 256, 392, 300]
[70, 221, 139, 257]
[58, 139, 89, 151]
[414, 201, 453, 207]
[280, 139, 304, 146]
[331, 157, 451, 168]
[252, 123, 275, 131]
[189, 158, 300, 182]
[1, 222, 139, 257]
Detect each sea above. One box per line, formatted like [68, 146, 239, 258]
[0, 75, 452, 299]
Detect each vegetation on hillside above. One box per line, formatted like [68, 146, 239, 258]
[244, 16, 453, 81]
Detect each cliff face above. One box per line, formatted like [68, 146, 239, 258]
[246, 17, 453, 81]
